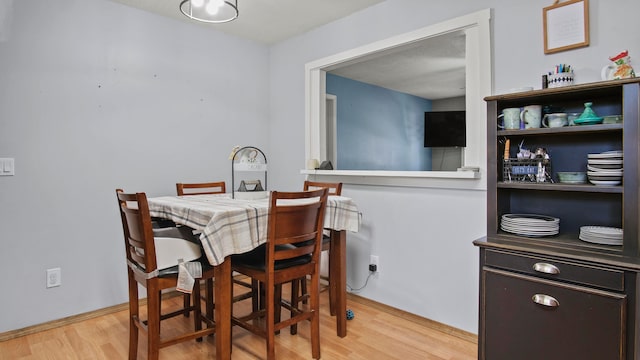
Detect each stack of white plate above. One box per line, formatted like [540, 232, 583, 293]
[579, 226, 623, 246]
[501, 214, 560, 237]
[587, 150, 623, 186]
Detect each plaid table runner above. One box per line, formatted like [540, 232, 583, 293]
[147, 194, 359, 266]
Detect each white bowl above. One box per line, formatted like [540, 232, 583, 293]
[588, 170, 623, 176]
[589, 179, 621, 186]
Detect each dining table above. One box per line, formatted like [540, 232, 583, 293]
[147, 193, 360, 360]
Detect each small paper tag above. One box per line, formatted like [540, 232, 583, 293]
[176, 259, 195, 294]
[184, 261, 202, 279]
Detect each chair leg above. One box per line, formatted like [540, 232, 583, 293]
[251, 279, 260, 312]
[205, 278, 214, 322]
[147, 288, 161, 360]
[158, 291, 163, 324]
[311, 304, 321, 358]
[266, 283, 277, 360]
[128, 311, 138, 360]
[258, 281, 266, 310]
[310, 275, 321, 359]
[274, 284, 282, 336]
[127, 277, 139, 360]
[183, 293, 191, 317]
[193, 281, 204, 342]
[301, 277, 308, 304]
[290, 279, 300, 335]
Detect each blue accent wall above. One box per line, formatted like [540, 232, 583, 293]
[326, 74, 432, 170]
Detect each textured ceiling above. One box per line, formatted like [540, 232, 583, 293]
[330, 30, 466, 100]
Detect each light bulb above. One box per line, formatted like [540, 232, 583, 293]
[210, 0, 225, 8]
[191, 0, 204, 8]
[206, 1, 221, 15]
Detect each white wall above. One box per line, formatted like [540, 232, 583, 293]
[268, 0, 640, 333]
[0, 0, 269, 332]
[2, 0, 639, 337]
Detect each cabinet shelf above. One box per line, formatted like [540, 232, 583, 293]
[497, 181, 623, 193]
[497, 123, 622, 137]
[492, 231, 624, 255]
[487, 78, 637, 103]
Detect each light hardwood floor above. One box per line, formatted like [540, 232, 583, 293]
[0, 283, 477, 359]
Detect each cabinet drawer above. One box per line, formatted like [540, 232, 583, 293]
[484, 249, 624, 291]
[483, 268, 626, 360]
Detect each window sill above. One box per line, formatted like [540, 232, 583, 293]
[301, 169, 484, 190]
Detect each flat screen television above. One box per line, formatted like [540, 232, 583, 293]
[424, 110, 466, 147]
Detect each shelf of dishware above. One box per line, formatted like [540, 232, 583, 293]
[499, 134, 623, 189]
[497, 213, 622, 246]
[495, 210, 624, 253]
[494, 172, 624, 254]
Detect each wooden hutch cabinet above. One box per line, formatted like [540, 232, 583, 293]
[474, 78, 640, 360]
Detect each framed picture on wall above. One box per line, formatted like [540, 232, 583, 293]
[543, 0, 589, 54]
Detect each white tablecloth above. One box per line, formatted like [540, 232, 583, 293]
[148, 194, 359, 266]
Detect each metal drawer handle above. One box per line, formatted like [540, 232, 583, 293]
[532, 262, 560, 275]
[532, 294, 560, 307]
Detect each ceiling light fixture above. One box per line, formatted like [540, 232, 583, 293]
[179, 0, 238, 23]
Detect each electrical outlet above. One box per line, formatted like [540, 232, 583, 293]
[370, 255, 379, 273]
[46, 268, 61, 288]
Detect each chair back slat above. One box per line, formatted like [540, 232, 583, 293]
[274, 232, 316, 246]
[303, 180, 342, 196]
[177, 181, 226, 196]
[129, 250, 146, 267]
[273, 243, 315, 261]
[116, 189, 158, 272]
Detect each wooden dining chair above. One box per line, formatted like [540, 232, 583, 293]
[115, 189, 216, 360]
[175, 181, 226, 315]
[231, 189, 329, 360]
[176, 181, 226, 196]
[291, 181, 343, 319]
[175, 181, 255, 317]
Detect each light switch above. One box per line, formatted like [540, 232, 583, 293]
[0, 158, 14, 176]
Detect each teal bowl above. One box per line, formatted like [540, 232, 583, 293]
[557, 172, 587, 184]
